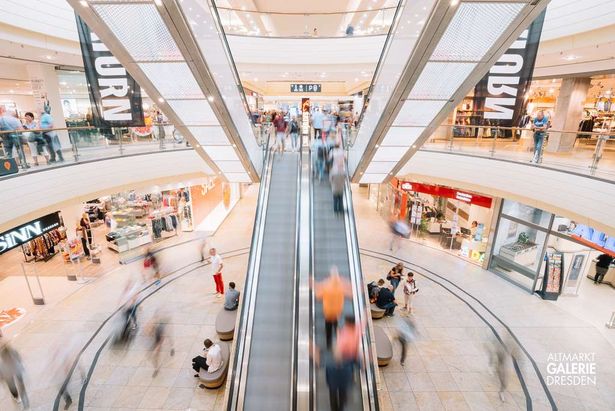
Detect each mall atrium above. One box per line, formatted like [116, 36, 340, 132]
[0, 0, 614, 410]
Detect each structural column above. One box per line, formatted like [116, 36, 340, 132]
[26, 64, 71, 148]
[546, 77, 591, 152]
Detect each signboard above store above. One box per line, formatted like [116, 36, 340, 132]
[0, 212, 63, 254]
[290, 84, 322, 93]
[399, 181, 493, 208]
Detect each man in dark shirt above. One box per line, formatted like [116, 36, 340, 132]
[376, 284, 397, 316]
[594, 254, 614, 284]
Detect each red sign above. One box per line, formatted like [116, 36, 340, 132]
[399, 181, 493, 208]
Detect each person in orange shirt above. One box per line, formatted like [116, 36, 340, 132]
[315, 267, 352, 349]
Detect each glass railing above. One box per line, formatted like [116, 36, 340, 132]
[0, 123, 191, 178]
[422, 124, 615, 180]
[215, 5, 398, 38]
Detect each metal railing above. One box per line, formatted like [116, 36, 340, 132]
[214, 5, 398, 38]
[421, 123, 615, 180]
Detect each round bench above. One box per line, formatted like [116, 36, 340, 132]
[370, 303, 386, 320]
[373, 325, 393, 367]
[216, 309, 238, 341]
[198, 342, 230, 389]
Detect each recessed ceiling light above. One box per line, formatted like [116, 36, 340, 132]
[158, 97, 164, 103]
[45, 55, 52, 60]
[563, 55, 579, 61]
[207, 96, 214, 102]
[79, 0, 88, 6]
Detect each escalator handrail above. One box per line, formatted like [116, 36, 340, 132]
[342, 176, 380, 411]
[226, 134, 273, 411]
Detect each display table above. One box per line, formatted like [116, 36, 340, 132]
[106, 225, 152, 253]
[499, 241, 538, 266]
[586, 260, 615, 287]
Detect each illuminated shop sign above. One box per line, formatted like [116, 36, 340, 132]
[291, 84, 322, 93]
[0, 212, 62, 254]
[399, 181, 492, 208]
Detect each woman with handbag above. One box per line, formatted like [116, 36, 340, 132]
[387, 262, 404, 291]
[23, 112, 49, 166]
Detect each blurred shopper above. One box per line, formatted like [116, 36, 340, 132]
[402, 272, 419, 313]
[594, 253, 614, 285]
[79, 213, 93, 260]
[490, 339, 510, 401]
[336, 315, 361, 364]
[395, 316, 418, 366]
[224, 282, 240, 311]
[315, 267, 352, 349]
[389, 219, 410, 251]
[312, 137, 326, 181]
[40, 109, 64, 162]
[114, 278, 140, 347]
[387, 262, 404, 291]
[149, 311, 175, 377]
[0, 106, 27, 168]
[208, 248, 225, 297]
[329, 143, 346, 215]
[273, 113, 287, 155]
[52, 338, 84, 410]
[325, 347, 354, 411]
[0, 342, 28, 408]
[376, 284, 397, 316]
[192, 339, 223, 376]
[23, 112, 48, 166]
[288, 115, 300, 152]
[345, 24, 354, 36]
[530, 111, 548, 163]
[143, 248, 160, 284]
[311, 107, 325, 141]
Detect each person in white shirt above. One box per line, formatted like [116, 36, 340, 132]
[208, 248, 224, 297]
[191, 339, 223, 376]
[402, 272, 419, 313]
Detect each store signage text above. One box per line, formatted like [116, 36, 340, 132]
[75, 16, 144, 127]
[0, 212, 62, 254]
[399, 181, 492, 208]
[291, 84, 322, 93]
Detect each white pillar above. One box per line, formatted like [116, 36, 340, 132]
[26, 64, 71, 149]
[546, 77, 591, 153]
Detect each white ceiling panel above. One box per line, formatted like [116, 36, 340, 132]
[167, 100, 219, 126]
[372, 146, 407, 162]
[224, 172, 252, 183]
[188, 126, 229, 145]
[393, 100, 447, 127]
[92, 3, 183, 61]
[216, 161, 246, 173]
[203, 146, 240, 161]
[431, 2, 525, 62]
[381, 127, 425, 146]
[365, 161, 398, 174]
[408, 62, 477, 100]
[139, 62, 205, 99]
[359, 173, 389, 184]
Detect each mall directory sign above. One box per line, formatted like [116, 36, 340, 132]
[291, 84, 322, 93]
[0, 212, 62, 255]
[75, 15, 145, 128]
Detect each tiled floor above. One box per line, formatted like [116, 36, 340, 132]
[1, 182, 614, 411]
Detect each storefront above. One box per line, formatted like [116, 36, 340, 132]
[488, 199, 611, 296]
[370, 179, 496, 266]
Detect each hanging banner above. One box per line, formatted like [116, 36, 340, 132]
[75, 15, 145, 127]
[472, 10, 546, 129]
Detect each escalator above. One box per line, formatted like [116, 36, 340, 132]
[227, 149, 301, 410]
[310, 161, 379, 411]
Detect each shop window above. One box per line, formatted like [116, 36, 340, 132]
[501, 199, 552, 228]
[490, 217, 548, 290]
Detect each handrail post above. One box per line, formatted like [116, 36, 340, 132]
[590, 134, 606, 176]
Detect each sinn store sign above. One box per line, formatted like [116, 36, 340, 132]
[291, 84, 322, 93]
[0, 212, 62, 254]
[75, 16, 145, 128]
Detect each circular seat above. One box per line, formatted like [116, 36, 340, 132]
[215, 309, 238, 341]
[370, 303, 386, 319]
[373, 325, 393, 367]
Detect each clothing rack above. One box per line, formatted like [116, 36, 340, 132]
[149, 211, 179, 241]
[21, 228, 66, 262]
